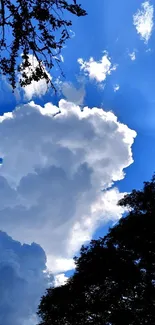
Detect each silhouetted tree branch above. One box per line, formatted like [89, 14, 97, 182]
[0, 0, 86, 89]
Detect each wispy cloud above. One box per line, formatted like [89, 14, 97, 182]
[62, 82, 85, 105]
[114, 84, 120, 92]
[55, 79, 85, 105]
[133, 1, 154, 43]
[129, 51, 136, 61]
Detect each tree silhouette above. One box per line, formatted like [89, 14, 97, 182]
[104, 175, 155, 324]
[0, 0, 86, 89]
[38, 175, 155, 325]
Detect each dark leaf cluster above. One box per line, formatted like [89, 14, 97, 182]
[0, 0, 86, 89]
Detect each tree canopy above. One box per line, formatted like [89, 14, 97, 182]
[38, 175, 155, 325]
[0, 0, 86, 89]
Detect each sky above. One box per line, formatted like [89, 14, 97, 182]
[0, 0, 155, 324]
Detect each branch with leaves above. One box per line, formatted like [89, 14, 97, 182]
[0, 0, 86, 89]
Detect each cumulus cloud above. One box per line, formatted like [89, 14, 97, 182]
[20, 55, 51, 100]
[78, 53, 117, 83]
[133, 1, 154, 43]
[0, 100, 136, 273]
[0, 230, 52, 325]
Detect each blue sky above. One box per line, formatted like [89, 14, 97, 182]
[0, 0, 155, 324]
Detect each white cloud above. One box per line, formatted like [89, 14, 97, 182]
[20, 55, 51, 100]
[129, 51, 136, 61]
[0, 100, 136, 273]
[133, 1, 154, 43]
[54, 273, 68, 287]
[68, 187, 127, 255]
[113, 84, 120, 92]
[78, 53, 117, 83]
[47, 257, 75, 274]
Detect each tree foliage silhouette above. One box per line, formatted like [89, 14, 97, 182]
[0, 0, 86, 89]
[38, 175, 155, 325]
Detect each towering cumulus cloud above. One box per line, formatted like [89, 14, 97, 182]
[0, 100, 136, 272]
[0, 231, 51, 325]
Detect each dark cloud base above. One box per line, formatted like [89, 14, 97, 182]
[0, 230, 52, 325]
